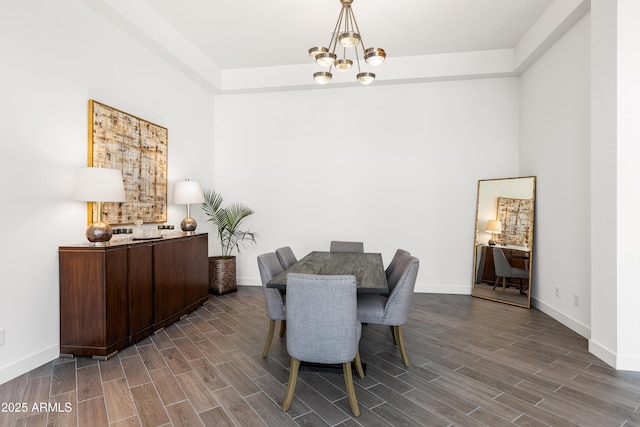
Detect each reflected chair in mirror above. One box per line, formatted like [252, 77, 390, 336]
[257, 252, 286, 357]
[492, 247, 529, 294]
[282, 273, 365, 417]
[330, 240, 364, 253]
[276, 246, 297, 270]
[357, 256, 420, 366]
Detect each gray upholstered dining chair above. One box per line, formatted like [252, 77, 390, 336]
[275, 246, 297, 270]
[330, 240, 364, 253]
[357, 256, 419, 366]
[282, 273, 365, 417]
[492, 247, 529, 293]
[383, 249, 411, 295]
[257, 252, 286, 357]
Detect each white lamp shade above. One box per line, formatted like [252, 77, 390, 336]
[173, 180, 204, 204]
[485, 219, 502, 234]
[72, 167, 126, 202]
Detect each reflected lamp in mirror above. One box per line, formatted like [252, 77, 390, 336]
[173, 179, 204, 235]
[485, 220, 502, 246]
[73, 167, 126, 246]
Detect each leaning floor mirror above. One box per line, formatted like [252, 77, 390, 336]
[472, 176, 536, 308]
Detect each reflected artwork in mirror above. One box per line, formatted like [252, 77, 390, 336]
[472, 176, 536, 308]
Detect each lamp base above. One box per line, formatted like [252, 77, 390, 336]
[86, 221, 113, 246]
[181, 217, 197, 234]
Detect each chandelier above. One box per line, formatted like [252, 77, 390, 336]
[308, 0, 386, 85]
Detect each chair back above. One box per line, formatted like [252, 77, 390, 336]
[257, 253, 286, 320]
[382, 256, 419, 325]
[276, 246, 298, 270]
[492, 247, 513, 277]
[286, 273, 359, 364]
[385, 249, 411, 280]
[330, 240, 364, 253]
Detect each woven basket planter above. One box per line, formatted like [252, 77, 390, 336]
[209, 256, 237, 295]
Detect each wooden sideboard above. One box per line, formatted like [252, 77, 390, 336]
[59, 233, 209, 359]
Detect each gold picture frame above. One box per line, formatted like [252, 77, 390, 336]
[88, 100, 168, 225]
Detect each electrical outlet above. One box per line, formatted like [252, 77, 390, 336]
[0, 328, 4, 346]
[555, 286, 559, 297]
[574, 293, 579, 307]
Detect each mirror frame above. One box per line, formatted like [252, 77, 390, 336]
[472, 176, 536, 308]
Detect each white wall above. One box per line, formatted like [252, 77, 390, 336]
[0, 0, 215, 384]
[212, 79, 520, 294]
[520, 14, 591, 336]
[590, 0, 640, 370]
[615, 0, 640, 371]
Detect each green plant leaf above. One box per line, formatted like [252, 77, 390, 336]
[200, 189, 257, 257]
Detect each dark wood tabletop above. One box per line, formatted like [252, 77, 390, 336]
[267, 251, 388, 294]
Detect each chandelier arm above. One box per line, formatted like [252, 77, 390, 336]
[348, 5, 367, 50]
[344, 4, 352, 33]
[329, 6, 346, 55]
[354, 44, 362, 73]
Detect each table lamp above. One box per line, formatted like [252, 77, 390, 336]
[73, 167, 126, 246]
[485, 219, 502, 246]
[173, 179, 204, 235]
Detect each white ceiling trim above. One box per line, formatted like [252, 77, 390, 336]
[78, 0, 221, 91]
[78, 0, 590, 94]
[514, 0, 591, 73]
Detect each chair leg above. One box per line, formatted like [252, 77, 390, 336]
[342, 362, 360, 417]
[502, 277, 507, 292]
[492, 278, 499, 290]
[390, 326, 397, 345]
[262, 319, 276, 358]
[282, 358, 300, 411]
[354, 348, 365, 379]
[395, 325, 410, 367]
[279, 319, 286, 337]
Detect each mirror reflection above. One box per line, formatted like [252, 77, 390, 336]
[472, 176, 536, 308]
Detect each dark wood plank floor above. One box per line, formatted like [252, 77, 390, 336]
[2, 287, 640, 427]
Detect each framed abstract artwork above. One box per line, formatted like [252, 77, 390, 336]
[88, 100, 168, 225]
[496, 196, 533, 247]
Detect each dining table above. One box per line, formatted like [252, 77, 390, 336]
[267, 251, 388, 294]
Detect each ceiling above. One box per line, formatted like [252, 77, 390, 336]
[81, 0, 588, 92]
[140, 0, 555, 70]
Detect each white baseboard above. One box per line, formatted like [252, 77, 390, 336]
[588, 339, 617, 368]
[588, 337, 640, 371]
[0, 344, 59, 386]
[414, 283, 471, 295]
[530, 296, 590, 339]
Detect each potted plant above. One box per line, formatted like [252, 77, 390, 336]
[201, 189, 257, 295]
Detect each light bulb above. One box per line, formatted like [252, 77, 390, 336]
[357, 72, 375, 85]
[308, 46, 328, 59]
[365, 48, 386, 66]
[335, 59, 353, 71]
[339, 32, 360, 48]
[316, 52, 336, 67]
[314, 71, 332, 84]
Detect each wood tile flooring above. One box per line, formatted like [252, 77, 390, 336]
[2, 287, 640, 426]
